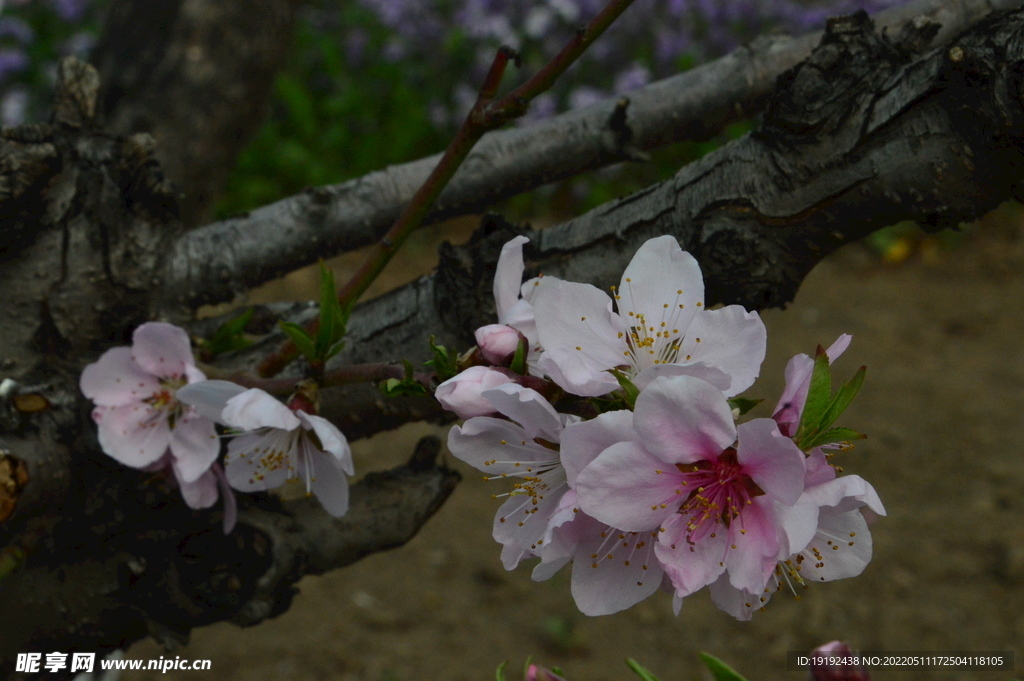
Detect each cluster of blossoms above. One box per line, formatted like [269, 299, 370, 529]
[80, 322, 354, 532]
[441, 235, 884, 619]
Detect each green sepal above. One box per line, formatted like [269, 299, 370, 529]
[801, 426, 866, 450]
[202, 308, 254, 357]
[796, 348, 832, 443]
[315, 261, 348, 359]
[611, 370, 639, 410]
[278, 321, 317, 362]
[625, 658, 661, 681]
[509, 337, 528, 375]
[495, 660, 508, 681]
[424, 335, 458, 382]
[699, 652, 749, 681]
[727, 396, 763, 416]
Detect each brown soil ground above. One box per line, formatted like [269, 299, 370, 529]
[126, 207, 1024, 681]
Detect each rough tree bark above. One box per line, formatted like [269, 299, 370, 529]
[3, 4, 1024, 677]
[90, 0, 300, 229]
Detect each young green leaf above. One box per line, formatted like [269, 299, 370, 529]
[797, 348, 832, 442]
[509, 337, 528, 375]
[424, 335, 458, 382]
[611, 370, 640, 409]
[816, 366, 867, 435]
[316, 261, 348, 358]
[801, 426, 866, 450]
[279, 321, 317, 362]
[625, 658, 661, 681]
[495, 660, 509, 681]
[698, 652, 749, 681]
[727, 396, 763, 416]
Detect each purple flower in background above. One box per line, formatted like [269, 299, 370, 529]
[0, 17, 35, 44]
[0, 49, 29, 81]
[49, 0, 91, 22]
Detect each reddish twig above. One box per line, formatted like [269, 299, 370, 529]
[256, 0, 636, 377]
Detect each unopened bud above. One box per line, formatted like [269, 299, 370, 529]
[808, 641, 870, 681]
[287, 379, 320, 415]
[525, 664, 566, 681]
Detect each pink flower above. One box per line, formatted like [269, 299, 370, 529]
[447, 383, 576, 571]
[704, 449, 885, 620]
[807, 641, 871, 681]
[435, 366, 516, 418]
[525, 664, 567, 681]
[475, 323, 523, 365]
[532, 235, 766, 397]
[80, 322, 219, 492]
[772, 335, 852, 437]
[178, 381, 354, 517]
[573, 375, 806, 599]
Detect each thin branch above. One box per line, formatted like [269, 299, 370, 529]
[159, 0, 1022, 313]
[256, 0, 637, 377]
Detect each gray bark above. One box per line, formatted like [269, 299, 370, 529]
[159, 0, 1024, 313]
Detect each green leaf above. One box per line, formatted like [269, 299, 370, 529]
[279, 321, 317, 362]
[325, 340, 346, 361]
[495, 660, 508, 681]
[797, 348, 832, 442]
[727, 397, 763, 416]
[315, 261, 348, 359]
[424, 335, 458, 382]
[380, 359, 428, 397]
[625, 658, 661, 681]
[611, 370, 640, 410]
[203, 308, 254, 357]
[801, 426, 867, 450]
[816, 366, 867, 434]
[509, 337, 528, 375]
[698, 652, 749, 681]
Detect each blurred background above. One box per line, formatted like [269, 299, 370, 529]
[5, 1, 1024, 679]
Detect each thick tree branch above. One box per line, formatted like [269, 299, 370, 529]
[159, 0, 1023, 312]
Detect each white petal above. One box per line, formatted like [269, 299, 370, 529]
[131, 322, 196, 378]
[570, 527, 663, 615]
[735, 418, 806, 506]
[633, 375, 736, 464]
[179, 470, 218, 509]
[708, 573, 765, 621]
[796, 508, 872, 582]
[96, 402, 172, 468]
[298, 412, 353, 474]
[537, 348, 621, 397]
[494, 235, 530, 319]
[616, 236, 703, 342]
[224, 430, 293, 491]
[575, 441, 682, 531]
[559, 409, 635, 487]
[493, 482, 569, 570]
[168, 411, 220, 483]
[448, 417, 559, 474]
[176, 380, 247, 425]
[304, 448, 351, 517]
[222, 388, 301, 431]
[632, 362, 731, 393]
[676, 305, 766, 396]
[481, 383, 562, 441]
[80, 347, 161, 407]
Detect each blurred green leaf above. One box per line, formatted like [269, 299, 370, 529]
[202, 308, 254, 357]
[698, 652, 749, 681]
[279, 321, 317, 362]
[625, 658, 660, 681]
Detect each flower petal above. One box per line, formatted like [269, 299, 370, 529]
[801, 474, 885, 516]
[633, 375, 736, 464]
[448, 417, 558, 474]
[632, 362, 731, 393]
[494, 235, 530, 320]
[708, 573, 764, 621]
[481, 383, 562, 442]
[176, 380, 247, 425]
[676, 305, 766, 396]
[493, 482, 569, 570]
[656, 513, 728, 597]
[298, 412, 353, 474]
[724, 500, 781, 594]
[225, 430, 293, 491]
[559, 409, 635, 487]
[131, 322, 196, 378]
[569, 527, 663, 615]
[179, 469, 218, 509]
[616, 236, 703, 340]
[798, 508, 873, 582]
[575, 441, 682, 531]
[80, 347, 161, 407]
[168, 411, 220, 483]
[434, 366, 515, 419]
[735, 418, 806, 506]
[305, 448, 351, 517]
[222, 388, 301, 432]
[96, 402, 172, 468]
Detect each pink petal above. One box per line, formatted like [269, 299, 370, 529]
[474, 323, 521, 364]
[225, 431, 293, 491]
[633, 375, 736, 464]
[481, 383, 562, 441]
[96, 402, 173, 468]
[176, 380, 247, 425]
[222, 388, 301, 431]
[632, 362, 731, 393]
[616, 236, 703, 341]
[569, 527, 663, 615]
[677, 305, 766, 396]
[774, 497, 821, 558]
[537, 347, 621, 397]
[559, 409, 635, 487]
[575, 441, 683, 531]
[724, 500, 782, 594]
[802, 474, 885, 516]
[179, 469, 218, 509]
[211, 462, 238, 533]
[501, 298, 539, 347]
[708, 574, 764, 621]
[494, 235, 529, 319]
[656, 513, 728, 597]
[735, 418, 806, 506]
[131, 322, 196, 378]
[493, 484, 569, 570]
[80, 347, 161, 407]
[298, 412, 353, 474]
[804, 448, 837, 487]
[304, 447, 351, 517]
[434, 366, 515, 419]
[771, 334, 852, 434]
[168, 412, 220, 483]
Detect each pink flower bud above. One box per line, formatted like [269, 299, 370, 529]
[435, 366, 515, 419]
[475, 324, 522, 365]
[525, 664, 566, 681]
[808, 641, 870, 681]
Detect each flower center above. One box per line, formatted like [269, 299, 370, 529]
[674, 448, 764, 545]
[142, 376, 188, 427]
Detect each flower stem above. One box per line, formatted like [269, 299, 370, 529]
[256, 0, 637, 378]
